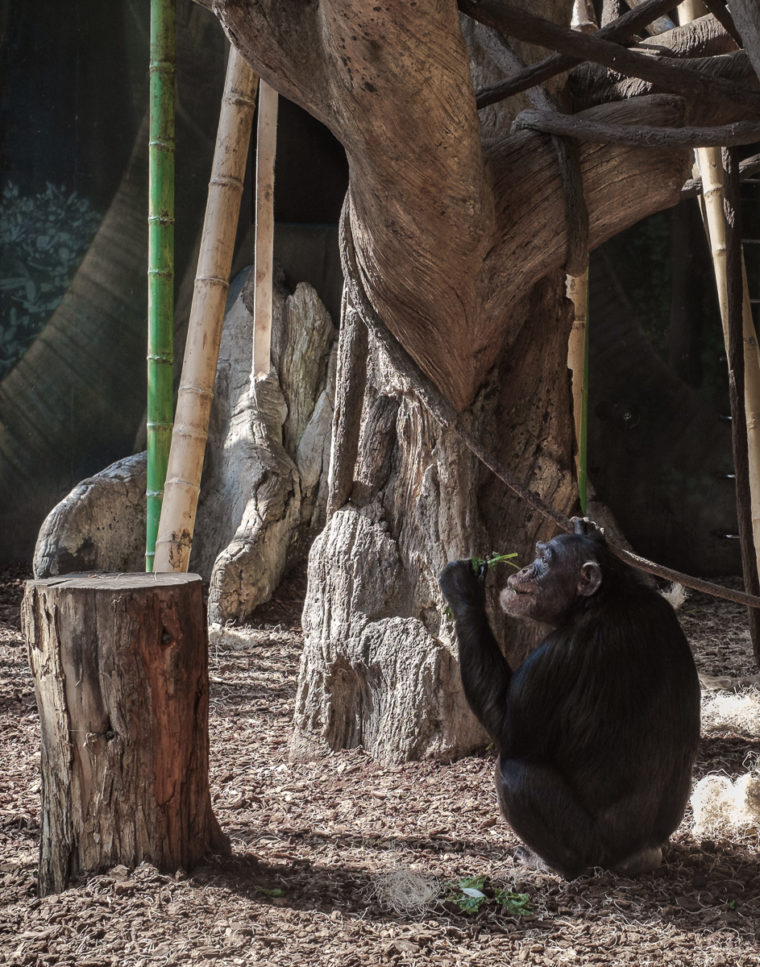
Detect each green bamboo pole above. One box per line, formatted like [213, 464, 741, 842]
[146, 0, 176, 572]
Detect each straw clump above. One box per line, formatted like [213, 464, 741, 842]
[691, 771, 760, 837]
[701, 687, 760, 734]
[367, 868, 441, 916]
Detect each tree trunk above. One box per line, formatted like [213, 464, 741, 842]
[293, 275, 578, 762]
[23, 573, 227, 895]
[192, 1, 760, 752]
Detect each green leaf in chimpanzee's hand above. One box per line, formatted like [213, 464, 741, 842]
[471, 552, 520, 575]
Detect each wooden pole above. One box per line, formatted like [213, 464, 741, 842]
[565, 3, 594, 515]
[723, 147, 760, 668]
[23, 573, 228, 895]
[680, 1, 760, 665]
[699, 152, 760, 570]
[252, 80, 279, 380]
[153, 48, 258, 573]
[566, 271, 589, 513]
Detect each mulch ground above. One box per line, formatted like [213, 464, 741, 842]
[1, 562, 758, 966]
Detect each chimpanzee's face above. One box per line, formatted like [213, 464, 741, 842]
[499, 535, 602, 627]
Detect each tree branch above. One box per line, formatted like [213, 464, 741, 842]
[475, 2, 728, 108]
[461, 0, 760, 113]
[200, 1, 759, 408]
[569, 49, 754, 109]
[513, 109, 760, 147]
[197, 0, 331, 128]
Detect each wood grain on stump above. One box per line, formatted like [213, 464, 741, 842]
[22, 573, 227, 895]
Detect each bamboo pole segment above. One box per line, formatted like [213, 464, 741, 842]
[697, 149, 760, 558]
[723, 147, 760, 667]
[566, 271, 589, 514]
[570, 0, 596, 33]
[153, 49, 258, 573]
[146, 0, 176, 572]
[679, 2, 760, 662]
[565, 3, 594, 515]
[252, 81, 279, 379]
[680, 2, 760, 568]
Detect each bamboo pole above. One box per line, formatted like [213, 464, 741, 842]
[146, 0, 176, 572]
[252, 81, 279, 379]
[723, 147, 760, 668]
[566, 1, 593, 515]
[680, 1, 760, 566]
[153, 49, 258, 573]
[697, 149, 760, 558]
[679, 2, 760, 663]
[566, 271, 589, 514]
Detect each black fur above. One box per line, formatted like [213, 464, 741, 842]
[439, 520, 701, 878]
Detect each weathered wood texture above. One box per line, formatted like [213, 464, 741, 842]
[730, 0, 760, 82]
[23, 573, 227, 895]
[326, 302, 369, 516]
[201, 1, 713, 411]
[293, 275, 578, 762]
[191, 0, 760, 751]
[32, 273, 337, 625]
[475, 0, 687, 106]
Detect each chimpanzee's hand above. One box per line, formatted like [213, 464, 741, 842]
[439, 560, 487, 615]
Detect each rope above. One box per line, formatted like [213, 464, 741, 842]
[338, 201, 760, 611]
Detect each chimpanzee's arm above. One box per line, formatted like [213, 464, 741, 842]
[439, 561, 512, 743]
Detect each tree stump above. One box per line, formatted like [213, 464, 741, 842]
[22, 573, 228, 895]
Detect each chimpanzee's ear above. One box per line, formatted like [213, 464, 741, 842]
[577, 560, 602, 597]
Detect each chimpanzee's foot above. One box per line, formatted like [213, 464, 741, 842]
[613, 845, 663, 875]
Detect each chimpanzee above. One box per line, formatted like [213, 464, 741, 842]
[439, 518, 701, 879]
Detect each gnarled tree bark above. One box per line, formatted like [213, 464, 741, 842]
[195, 0, 760, 757]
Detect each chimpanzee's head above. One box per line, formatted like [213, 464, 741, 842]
[500, 522, 605, 627]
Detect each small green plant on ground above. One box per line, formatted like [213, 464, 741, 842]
[445, 875, 532, 918]
[0, 181, 101, 377]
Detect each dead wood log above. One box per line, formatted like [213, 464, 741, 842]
[23, 573, 227, 895]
